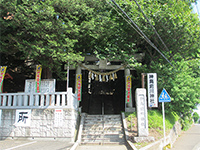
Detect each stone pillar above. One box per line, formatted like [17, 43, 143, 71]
[124, 68, 134, 112]
[135, 88, 148, 137]
[134, 88, 155, 143]
[75, 65, 82, 108]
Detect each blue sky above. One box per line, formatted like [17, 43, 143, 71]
[192, 0, 200, 19]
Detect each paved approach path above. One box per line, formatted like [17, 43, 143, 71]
[76, 144, 131, 150]
[171, 124, 200, 150]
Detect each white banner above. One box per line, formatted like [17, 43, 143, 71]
[147, 73, 158, 107]
[15, 109, 31, 126]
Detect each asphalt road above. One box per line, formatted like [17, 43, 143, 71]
[171, 124, 200, 150]
[0, 139, 74, 150]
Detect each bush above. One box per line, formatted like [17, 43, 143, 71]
[181, 113, 194, 131]
[193, 112, 200, 123]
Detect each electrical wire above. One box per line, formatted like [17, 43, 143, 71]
[133, 0, 171, 53]
[133, 0, 177, 64]
[106, 0, 145, 40]
[109, 0, 175, 68]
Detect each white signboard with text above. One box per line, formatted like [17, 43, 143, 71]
[147, 73, 158, 107]
[54, 109, 63, 127]
[25, 79, 56, 93]
[15, 109, 31, 126]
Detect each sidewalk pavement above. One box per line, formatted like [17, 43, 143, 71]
[171, 124, 200, 150]
[0, 138, 74, 150]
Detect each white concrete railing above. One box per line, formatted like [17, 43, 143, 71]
[0, 88, 78, 109]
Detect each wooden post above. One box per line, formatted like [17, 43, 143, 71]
[141, 73, 146, 88]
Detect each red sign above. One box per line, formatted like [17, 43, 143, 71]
[0, 66, 7, 93]
[76, 74, 82, 101]
[35, 65, 42, 93]
[126, 76, 132, 103]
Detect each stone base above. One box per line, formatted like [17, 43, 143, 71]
[125, 107, 135, 112]
[134, 136, 155, 143]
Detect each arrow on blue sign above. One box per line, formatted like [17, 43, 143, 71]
[159, 88, 171, 102]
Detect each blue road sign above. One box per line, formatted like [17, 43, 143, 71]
[159, 88, 171, 102]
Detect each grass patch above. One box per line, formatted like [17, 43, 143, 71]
[148, 110, 179, 131]
[125, 109, 180, 145]
[126, 110, 179, 131]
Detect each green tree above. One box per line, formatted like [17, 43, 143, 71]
[1, 0, 100, 78]
[164, 59, 200, 114]
[115, 0, 200, 119]
[1, 0, 200, 119]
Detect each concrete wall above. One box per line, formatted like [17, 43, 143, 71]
[0, 108, 78, 141]
[140, 121, 182, 150]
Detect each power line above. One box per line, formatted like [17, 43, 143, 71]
[133, 0, 171, 54]
[133, 0, 177, 64]
[110, 0, 175, 68]
[106, 0, 145, 40]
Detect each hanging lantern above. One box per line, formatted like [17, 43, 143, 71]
[114, 72, 117, 79]
[92, 73, 94, 80]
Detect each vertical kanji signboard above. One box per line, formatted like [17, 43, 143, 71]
[76, 74, 82, 102]
[35, 65, 42, 93]
[147, 73, 158, 107]
[126, 75, 132, 103]
[0, 66, 7, 93]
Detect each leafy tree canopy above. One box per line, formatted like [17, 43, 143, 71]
[0, 0, 200, 117]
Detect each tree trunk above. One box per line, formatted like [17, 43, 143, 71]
[42, 67, 52, 79]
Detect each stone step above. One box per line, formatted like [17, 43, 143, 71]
[85, 120, 121, 123]
[81, 137, 125, 143]
[81, 142, 126, 145]
[84, 120, 122, 124]
[82, 130, 123, 135]
[83, 124, 122, 128]
[81, 114, 125, 145]
[82, 131, 124, 135]
[85, 115, 121, 119]
[82, 134, 124, 138]
[88, 118, 121, 122]
[83, 127, 122, 133]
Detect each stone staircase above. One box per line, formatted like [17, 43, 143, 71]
[81, 114, 125, 145]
